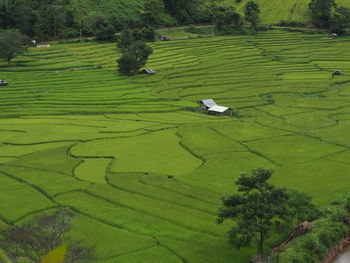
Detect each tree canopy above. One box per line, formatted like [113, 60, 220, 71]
[117, 41, 153, 75]
[309, 0, 337, 27]
[0, 30, 30, 65]
[217, 168, 291, 253]
[244, 1, 261, 33]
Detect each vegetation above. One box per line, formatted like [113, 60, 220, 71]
[275, 195, 350, 263]
[0, 208, 95, 263]
[217, 168, 291, 253]
[1, 30, 350, 262]
[117, 41, 153, 75]
[0, 30, 30, 66]
[244, 1, 260, 33]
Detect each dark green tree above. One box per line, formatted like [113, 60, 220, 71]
[117, 28, 134, 49]
[244, 1, 260, 33]
[330, 7, 350, 35]
[213, 5, 242, 31]
[0, 30, 30, 66]
[309, 0, 337, 27]
[117, 41, 153, 75]
[287, 189, 319, 225]
[95, 24, 116, 41]
[142, 0, 165, 25]
[217, 168, 291, 254]
[163, 0, 203, 24]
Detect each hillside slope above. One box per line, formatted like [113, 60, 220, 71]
[230, 0, 350, 24]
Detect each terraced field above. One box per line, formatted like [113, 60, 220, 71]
[1, 30, 350, 262]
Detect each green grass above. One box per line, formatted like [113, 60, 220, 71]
[2, 30, 350, 262]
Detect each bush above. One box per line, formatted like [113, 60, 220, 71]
[277, 201, 348, 263]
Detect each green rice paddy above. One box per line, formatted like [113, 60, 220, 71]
[1, 30, 350, 262]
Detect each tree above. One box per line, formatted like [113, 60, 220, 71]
[117, 28, 134, 49]
[95, 24, 116, 41]
[213, 5, 242, 32]
[163, 0, 203, 24]
[244, 1, 260, 33]
[142, 0, 165, 25]
[217, 168, 291, 254]
[117, 41, 153, 75]
[0, 208, 95, 263]
[330, 7, 350, 35]
[0, 30, 30, 66]
[309, 0, 337, 27]
[287, 189, 319, 225]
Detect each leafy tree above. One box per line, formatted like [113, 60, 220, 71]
[213, 5, 242, 31]
[163, 0, 203, 24]
[309, 0, 337, 27]
[117, 41, 153, 75]
[244, 1, 260, 33]
[95, 24, 116, 41]
[0, 208, 95, 263]
[0, 30, 30, 66]
[117, 28, 134, 49]
[330, 7, 350, 35]
[217, 168, 291, 254]
[142, 0, 165, 25]
[287, 189, 319, 225]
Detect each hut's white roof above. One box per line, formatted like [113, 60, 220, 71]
[208, 105, 229, 113]
[201, 99, 217, 108]
[145, 68, 156, 74]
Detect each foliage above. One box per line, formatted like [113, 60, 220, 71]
[330, 7, 350, 35]
[0, 208, 95, 263]
[244, 1, 261, 33]
[287, 189, 319, 225]
[142, 0, 165, 25]
[95, 24, 116, 41]
[118, 28, 134, 49]
[163, 0, 204, 24]
[0, 30, 30, 65]
[117, 41, 153, 75]
[212, 5, 242, 32]
[276, 198, 349, 263]
[309, 0, 337, 27]
[217, 168, 291, 253]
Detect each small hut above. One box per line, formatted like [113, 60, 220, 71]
[208, 105, 232, 116]
[199, 99, 217, 110]
[142, 68, 157, 75]
[330, 33, 338, 39]
[0, 80, 8, 86]
[159, 35, 171, 41]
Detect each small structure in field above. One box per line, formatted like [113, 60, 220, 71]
[208, 105, 232, 116]
[0, 80, 8, 86]
[332, 70, 344, 78]
[200, 99, 217, 110]
[159, 35, 171, 41]
[37, 43, 51, 48]
[330, 33, 338, 39]
[142, 68, 157, 75]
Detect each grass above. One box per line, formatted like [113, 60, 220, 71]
[1, 30, 350, 262]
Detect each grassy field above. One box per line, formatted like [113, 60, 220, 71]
[1, 30, 350, 262]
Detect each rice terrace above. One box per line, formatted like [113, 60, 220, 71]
[2, 1, 350, 261]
